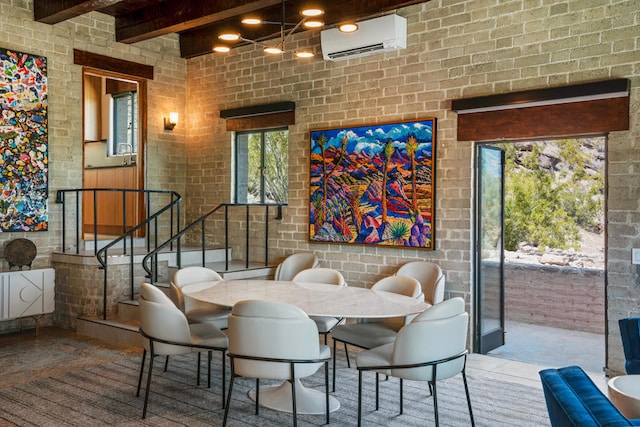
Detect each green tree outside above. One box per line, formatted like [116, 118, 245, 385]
[497, 139, 603, 252]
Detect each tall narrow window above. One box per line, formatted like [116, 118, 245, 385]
[235, 128, 288, 204]
[110, 91, 138, 156]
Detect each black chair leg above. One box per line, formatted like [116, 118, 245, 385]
[357, 370, 363, 427]
[142, 348, 155, 419]
[291, 375, 298, 427]
[221, 350, 226, 409]
[136, 349, 147, 397]
[207, 351, 212, 388]
[399, 378, 403, 414]
[324, 360, 330, 424]
[164, 355, 169, 372]
[196, 352, 201, 386]
[432, 380, 439, 427]
[375, 373, 379, 410]
[332, 339, 337, 392]
[462, 368, 475, 426]
[222, 369, 235, 427]
[345, 343, 351, 368]
[255, 378, 260, 415]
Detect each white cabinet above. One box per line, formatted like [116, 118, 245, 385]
[0, 268, 55, 321]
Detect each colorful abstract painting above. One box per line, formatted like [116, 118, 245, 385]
[0, 48, 48, 232]
[309, 119, 436, 249]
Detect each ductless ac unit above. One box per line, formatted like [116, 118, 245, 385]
[321, 14, 407, 61]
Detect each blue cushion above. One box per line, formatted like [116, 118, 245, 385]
[540, 365, 633, 426]
[620, 318, 640, 374]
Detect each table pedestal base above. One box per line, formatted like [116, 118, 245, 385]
[248, 379, 340, 414]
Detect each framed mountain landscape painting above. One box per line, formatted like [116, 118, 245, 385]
[309, 118, 436, 249]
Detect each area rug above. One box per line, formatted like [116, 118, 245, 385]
[0, 330, 550, 426]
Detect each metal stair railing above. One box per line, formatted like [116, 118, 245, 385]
[56, 188, 182, 319]
[142, 203, 284, 284]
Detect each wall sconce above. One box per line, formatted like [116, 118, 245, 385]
[164, 112, 178, 130]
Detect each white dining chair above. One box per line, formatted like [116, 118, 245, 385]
[293, 267, 347, 344]
[274, 252, 320, 281]
[223, 299, 331, 427]
[396, 261, 445, 305]
[330, 274, 422, 391]
[355, 297, 474, 427]
[136, 283, 228, 418]
[171, 266, 230, 329]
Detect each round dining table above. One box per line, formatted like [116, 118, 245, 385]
[182, 279, 430, 415]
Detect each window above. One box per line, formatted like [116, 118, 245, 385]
[235, 128, 288, 204]
[110, 91, 138, 156]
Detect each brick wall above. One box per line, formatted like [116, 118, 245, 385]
[0, 2, 187, 334]
[185, 0, 639, 374]
[504, 263, 605, 334]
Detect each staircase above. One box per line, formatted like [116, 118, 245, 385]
[55, 190, 284, 347]
[76, 245, 276, 347]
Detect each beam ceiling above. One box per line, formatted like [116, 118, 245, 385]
[34, 0, 430, 59]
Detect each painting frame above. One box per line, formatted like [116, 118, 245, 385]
[309, 118, 436, 250]
[0, 48, 48, 232]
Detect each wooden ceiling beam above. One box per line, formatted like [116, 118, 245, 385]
[115, 0, 283, 44]
[34, 0, 124, 24]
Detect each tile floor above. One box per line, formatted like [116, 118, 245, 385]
[477, 320, 607, 391]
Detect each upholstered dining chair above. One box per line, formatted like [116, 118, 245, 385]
[395, 260, 445, 305]
[355, 297, 474, 427]
[619, 317, 640, 374]
[223, 299, 332, 427]
[136, 283, 228, 419]
[330, 275, 422, 391]
[292, 267, 347, 344]
[274, 252, 320, 281]
[171, 266, 230, 329]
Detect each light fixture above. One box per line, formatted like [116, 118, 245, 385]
[338, 22, 359, 33]
[295, 49, 315, 58]
[214, 0, 324, 58]
[164, 112, 178, 130]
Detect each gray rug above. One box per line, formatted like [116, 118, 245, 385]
[0, 348, 549, 426]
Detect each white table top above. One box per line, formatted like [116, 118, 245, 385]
[182, 279, 430, 318]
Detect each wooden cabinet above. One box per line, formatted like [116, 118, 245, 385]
[83, 166, 141, 235]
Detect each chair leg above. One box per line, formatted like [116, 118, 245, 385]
[142, 343, 156, 419]
[164, 355, 169, 372]
[399, 378, 403, 414]
[221, 350, 226, 409]
[255, 378, 260, 415]
[375, 373, 379, 411]
[431, 364, 440, 427]
[324, 360, 330, 425]
[344, 343, 351, 368]
[222, 365, 235, 427]
[207, 351, 212, 389]
[357, 370, 363, 427]
[290, 364, 298, 427]
[432, 379, 439, 427]
[462, 367, 475, 426]
[136, 349, 147, 397]
[196, 352, 201, 386]
[332, 339, 337, 392]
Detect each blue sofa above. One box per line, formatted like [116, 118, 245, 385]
[539, 365, 640, 426]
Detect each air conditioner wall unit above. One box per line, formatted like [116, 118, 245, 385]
[321, 14, 407, 61]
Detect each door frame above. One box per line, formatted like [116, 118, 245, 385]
[474, 143, 506, 354]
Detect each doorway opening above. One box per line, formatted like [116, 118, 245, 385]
[475, 136, 606, 373]
[81, 68, 147, 238]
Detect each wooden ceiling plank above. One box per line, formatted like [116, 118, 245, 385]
[179, 0, 429, 58]
[115, 0, 282, 44]
[34, 0, 124, 24]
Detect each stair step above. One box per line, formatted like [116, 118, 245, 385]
[76, 316, 142, 347]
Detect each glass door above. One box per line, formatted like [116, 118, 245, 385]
[475, 144, 505, 354]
